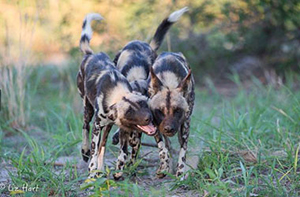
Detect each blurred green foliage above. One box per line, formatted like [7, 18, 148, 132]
[1, 0, 299, 80]
[165, 0, 300, 80]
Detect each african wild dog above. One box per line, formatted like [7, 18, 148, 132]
[149, 52, 195, 178]
[111, 7, 189, 180]
[77, 13, 156, 178]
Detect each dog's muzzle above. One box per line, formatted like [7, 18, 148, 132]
[161, 125, 177, 137]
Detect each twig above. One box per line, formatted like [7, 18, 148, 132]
[141, 142, 157, 148]
[140, 151, 154, 158]
[142, 158, 159, 163]
[52, 162, 77, 168]
[139, 163, 157, 168]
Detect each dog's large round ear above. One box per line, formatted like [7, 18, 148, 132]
[176, 69, 192, 93]
[108, 104, 117, 121]
[149, 67, 163, 96]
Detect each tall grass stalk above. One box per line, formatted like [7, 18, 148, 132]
[0, 5, 39, 128]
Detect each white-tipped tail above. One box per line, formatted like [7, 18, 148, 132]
[150, 7, 188, 51]
[168, 7, 189, 23]
[80, 13, 103, 55]
[81, 13, 103, 40]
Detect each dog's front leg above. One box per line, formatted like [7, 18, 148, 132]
[81, 97, 94, 162]
[128, 131, 142, 165]
[154, 133, 170, 178]
[176, 118, 191, 178]
[113, 129, 128, 180]
[88, 117, 102, 178]
[96, 124, 112, 174]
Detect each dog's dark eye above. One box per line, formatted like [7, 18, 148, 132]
[155, 109, 165, 118]
[125, 107, 134, 116]
[173, 108, 182, 114]
[173, 108, 183, 117]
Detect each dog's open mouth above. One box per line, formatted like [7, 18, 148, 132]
[137, 123, 156, 136]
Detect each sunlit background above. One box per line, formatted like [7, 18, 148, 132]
[2, 0, 300, 126]
[2, 0, 299, 70]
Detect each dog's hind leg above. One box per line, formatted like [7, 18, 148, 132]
[113, 129, 128, 180]
[128, 131, 142, 166]
[88, 117, 102, 178]
[154, 133, 170, 178]
[81, 97, 94, 162]
[176, 118, 191, 178]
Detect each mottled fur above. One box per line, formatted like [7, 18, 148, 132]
[111, 7, 189, 180]
[149, 52, 195, 178]
[77, 13, 154, 178]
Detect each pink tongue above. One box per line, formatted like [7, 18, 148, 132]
[137, 123, 156, 135]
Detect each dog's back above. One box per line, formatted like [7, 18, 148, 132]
[114, 7, 189, 95]
[116, 41, 153, 81]
[82, 53, 131, 108]
[152, 52, 190, 89]
[114, 41, 154, 95]
[77, 13, 132, 109]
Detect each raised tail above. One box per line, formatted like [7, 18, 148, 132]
[80, 13, 103, 55]
[149, 7, 189, 52]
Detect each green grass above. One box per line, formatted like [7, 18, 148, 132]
[1, 62, 300, 196]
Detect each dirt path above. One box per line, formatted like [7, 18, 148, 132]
[0, 133, 200, 196]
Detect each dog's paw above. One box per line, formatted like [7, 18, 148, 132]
[156, 165, 170, 179]
[176, 165, 189, 180]
[156, 171, 167, 179]
[81, 149, 91, 162]
[176, 160, 186, 176]
[176, 171, 189, 181]
[88, 171, 106, 180]
[113, 172, 124, 181]
[156, 156, 170, 178]
[87, 173, 97, 180]
[176, 170, 183, 177]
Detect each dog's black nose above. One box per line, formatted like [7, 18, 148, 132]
[164, 125, 175, 133]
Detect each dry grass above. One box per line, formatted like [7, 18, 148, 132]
[0, 7, 39, 128]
